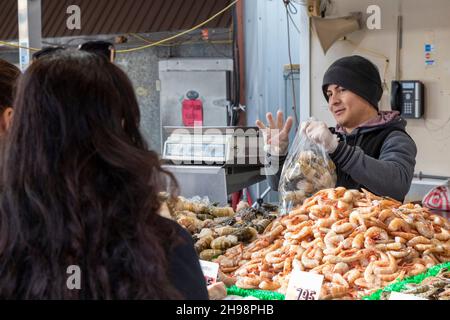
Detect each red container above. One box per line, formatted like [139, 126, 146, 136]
[182, 92, 203, 126]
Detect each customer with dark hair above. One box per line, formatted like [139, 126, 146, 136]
[79, 40, 116, 62]
[0, 50, 207, 299]
[0, 59, 20, 135]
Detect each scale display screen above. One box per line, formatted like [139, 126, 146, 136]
[165, 143, 225, 159]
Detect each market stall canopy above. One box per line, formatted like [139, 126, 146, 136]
[0, 0, 232, 41]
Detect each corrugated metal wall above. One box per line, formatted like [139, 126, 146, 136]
[0, 0, 232, 40]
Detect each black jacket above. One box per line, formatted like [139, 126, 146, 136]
[167, 219, 209, 299]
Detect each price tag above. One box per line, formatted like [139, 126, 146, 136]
[199, 260, 219, 286]
[389, 292, 428, 300]
[285, 270, 324, 300]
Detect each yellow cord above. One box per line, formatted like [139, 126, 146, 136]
[128, 33, 232, 47]
[0, 40, 40, 51]
[116, 0, 239, 53]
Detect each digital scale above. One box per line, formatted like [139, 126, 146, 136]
[162, 126, 267, 205]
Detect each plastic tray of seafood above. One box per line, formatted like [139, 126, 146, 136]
[162, 195, 280, 261]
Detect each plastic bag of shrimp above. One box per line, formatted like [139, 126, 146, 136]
[278, 130, 337, 214]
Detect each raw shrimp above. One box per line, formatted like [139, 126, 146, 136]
[341, 238, 353, 250]
[395, 236, 407, 244]
[321, 281, 348, 299]
[337, 248, 366, 263]
[415, 221, 435, 239]
[388, 249, 409, 259]
[324, 232, 344, 249]
[236, 276, 261, 289]
[341, 190, 357, 203]
[378, 271, 404, 282]
[407, 236, 432, 246]
[265, 249, 285, 264]
[344, 269, 361, 285]
[349, 210, 365, 226]
[379, 198, 402, 210]
[284, 215, 309, 231]
[429, 214, 450, 229]
[337, 200, 353, 211]
[300, 238, 322, 249]
[364, 227, 389, 247]
[375, 242, 403, 251]
[331, 219, 356, 234]
[414, 244, 435, 251]
[264, 224, 285, 242]
[308, 205, 332, 220]
[363, 262, 376, 284]
[373, 253, 398, 275]
[388, 218, 411, 232]
[378, 209, 394, 223]
[333, 262, 350, 275]
[288, 207, 308, 216]
[283, 257, 294, 274]
[259, 280, 281, 291]
[301, 246, 323, 269]
[434, 227, 450, 241]
[404, 262, 427, 276]
[354, 277, 373, 289]
[317, 217, 337, 228]
[289, 222, 313, 240]
[361, 188, 382, 201]
[352, 233, 365, 249]
[333, 273, 349, 288]
[365, 226, 389, 241]
[390, 231, 416, 240]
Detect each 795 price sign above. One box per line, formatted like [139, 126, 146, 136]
[285, 270, 324, 300]
[296, 288, 317, 301]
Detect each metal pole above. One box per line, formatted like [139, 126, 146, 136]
[18, 0, 42, 71]
[414, 172, 450, 181]
[395, 15, 402, 80]
[252, 186, 271, 208]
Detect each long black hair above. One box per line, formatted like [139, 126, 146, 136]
[0, 59, 20, 132]
[0, 50, 181, 299]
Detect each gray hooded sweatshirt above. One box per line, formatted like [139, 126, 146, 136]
[267, 111, 417, 201]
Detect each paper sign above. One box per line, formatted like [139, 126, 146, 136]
[199, 260, 219, 286]
[285, 270, 324, 300]
[425, 44, 434, 52]
[389, 292, 428, 300]
[424, 43, 436, 66]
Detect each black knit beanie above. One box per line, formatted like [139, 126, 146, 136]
[322, 55, 383, 110]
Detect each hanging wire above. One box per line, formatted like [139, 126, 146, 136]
[116, 0, 240, 54]
[286, 7, 301, 34]
[0, 40, 40, 51]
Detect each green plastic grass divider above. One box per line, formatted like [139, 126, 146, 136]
[362, 262, 450, 300]
[226, 285, 285, 300]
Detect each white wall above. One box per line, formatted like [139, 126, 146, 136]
[310, 0, 450, 176]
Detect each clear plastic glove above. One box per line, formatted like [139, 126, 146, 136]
[302, 120, 339, 153]
[256, 111, 293, 156]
